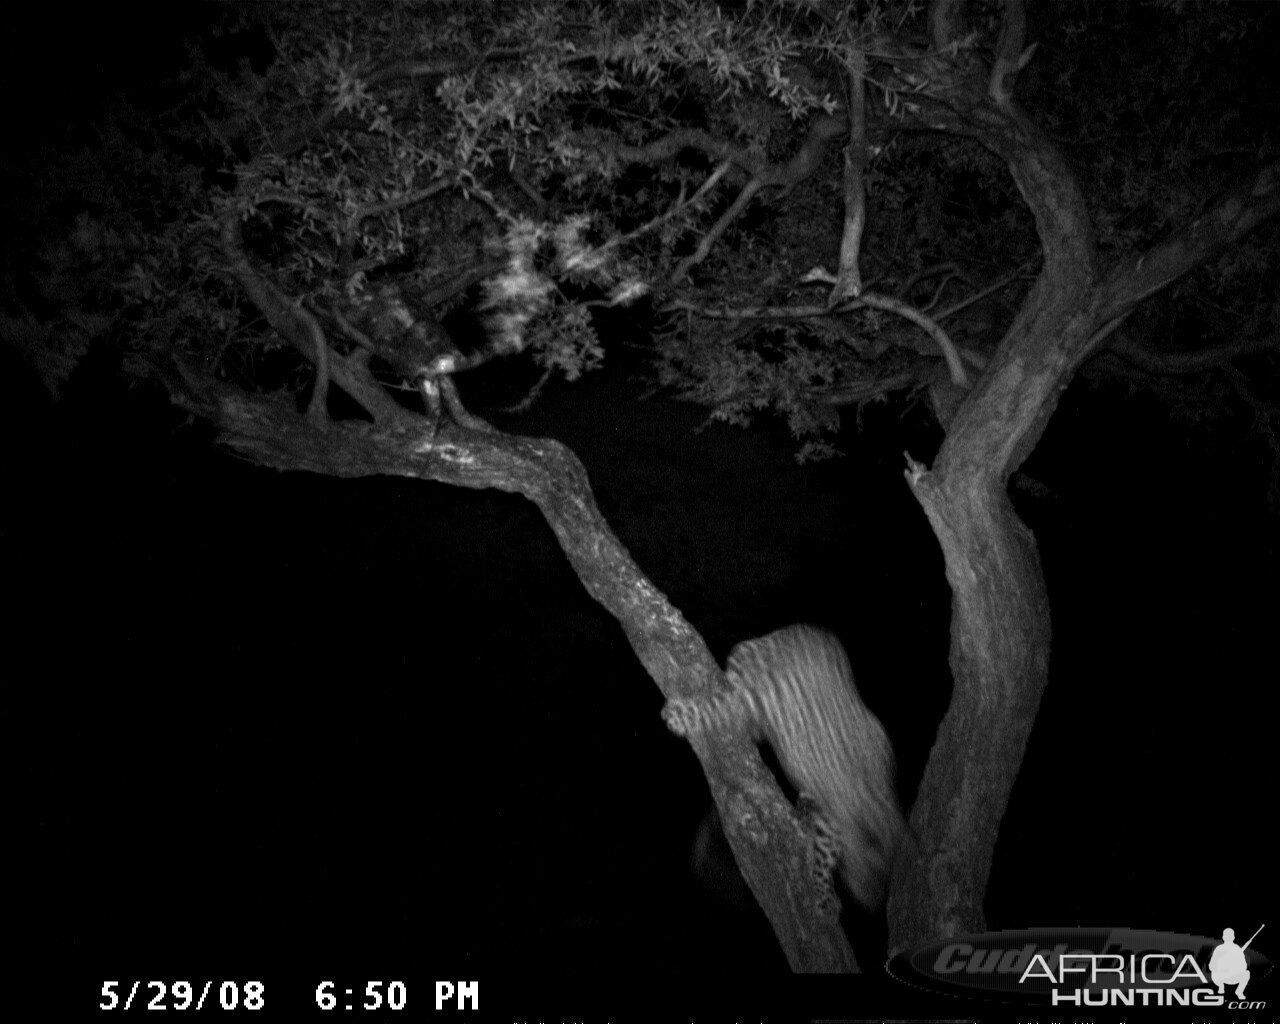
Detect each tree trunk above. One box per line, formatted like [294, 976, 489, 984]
[888, 279, 1088, 950]
[176, 379, 860, 972]
[886, 155, 1278, 952]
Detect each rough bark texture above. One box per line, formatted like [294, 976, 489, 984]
[880, 7, 1279, 952]
[890, 155, 1278, 951]
[170, 377, 857, 972]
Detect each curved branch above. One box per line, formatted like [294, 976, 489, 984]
[218, 211, 400, 421]
[1108, 331, 1278, 376]
[856, 292, 969, 387]
[608, 113, 845, 194]
[613, 127, 759, 174]
[200, 390, 858, 972]
[671, 178, 763, 283]
[611, 159, 732, 253]
[1094, 159, 1280, 327]
[900, 261, 961, 302]
[437, 376, 492, 432]
[421, 256, 509, 307]
[350, 180, 453, 223]
[686, 280, 969, 386]
[934, 258, 1039, 321]
[295, 302, 331, 426]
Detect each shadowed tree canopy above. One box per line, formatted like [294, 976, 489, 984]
[5, 0, 1276, 978]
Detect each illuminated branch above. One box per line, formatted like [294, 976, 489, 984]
[856, 292, 968, 387]
[612, 160, 733, 252]
[438, 376, 493, 432]
[606, 114, 845, 193]
[350, 181, 453, 223]
[708, 369, 920, 412]
[421, 256, 508, 307]
[218, 210, 400, 422]
[831, 50, 868, 304]
[988, 0, 1037, 109]
[900, 263, 961, 304]
[934, 259, 1039, 321]
[1094, 159, 1280, 326]
[220, 211, 331, 425]
[671, 178, 763, 283]
[668, 286, 969, 388]
[601, 107, 846, 283]
[664, 297, 827, 320]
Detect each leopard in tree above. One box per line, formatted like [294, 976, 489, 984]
[663, 624, 906, 914]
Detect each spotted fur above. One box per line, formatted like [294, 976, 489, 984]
[663, 624, 905, 911]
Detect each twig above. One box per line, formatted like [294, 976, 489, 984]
[671, 178, 763, 283]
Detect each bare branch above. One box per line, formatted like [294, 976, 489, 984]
[671, 178, 763, 283]
[666, 287, 969, 387]
[988, 0, 1029, 108]
[663, 297, 828, 321]
[198, 388, 856, 971]
[934, 258, 1039, 321]
[613, 127, 761, 174]
[420, 256, 508, 307]
[295, 301, 331, 426]
[900, 262, 962, 301]
[1108, 331, 1278, 376]
[218, 210, 403, 421]
[350, 180, 453, 223]
[831, 50, 868, 304]
[438, 375, 493, 432]
[857, 292, 969, 387]
[607, 114, 845, 194]
[612, 160, 732, 252]
[1095, 160, 1280, 327]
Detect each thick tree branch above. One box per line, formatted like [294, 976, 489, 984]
[194, 387, 859, 972]
[1108, 332, 1278, 376]
[858, 292, 968, 387]
[882, 0, 1279, 953]
[218, 211, 400, 422]
[1094, 160, 1280, 325]
[878, 0, 1096, 949]
[608, 114, 846, 194]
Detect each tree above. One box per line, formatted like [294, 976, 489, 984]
[7, 0, 1276, 976]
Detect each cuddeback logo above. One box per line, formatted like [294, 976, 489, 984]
[887, 925, 1270, 1008]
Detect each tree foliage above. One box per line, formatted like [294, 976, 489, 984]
[8, 1, 1274, 456]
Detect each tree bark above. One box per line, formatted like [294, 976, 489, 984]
[882, 10, 1279, 951]
[172, 374, 859, 971]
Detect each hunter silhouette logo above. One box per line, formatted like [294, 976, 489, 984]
[1210, 924, 1263, 999]
[888, 924, 1272, 1008]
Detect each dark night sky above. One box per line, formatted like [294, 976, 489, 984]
[4, 2, 1276, 1018]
